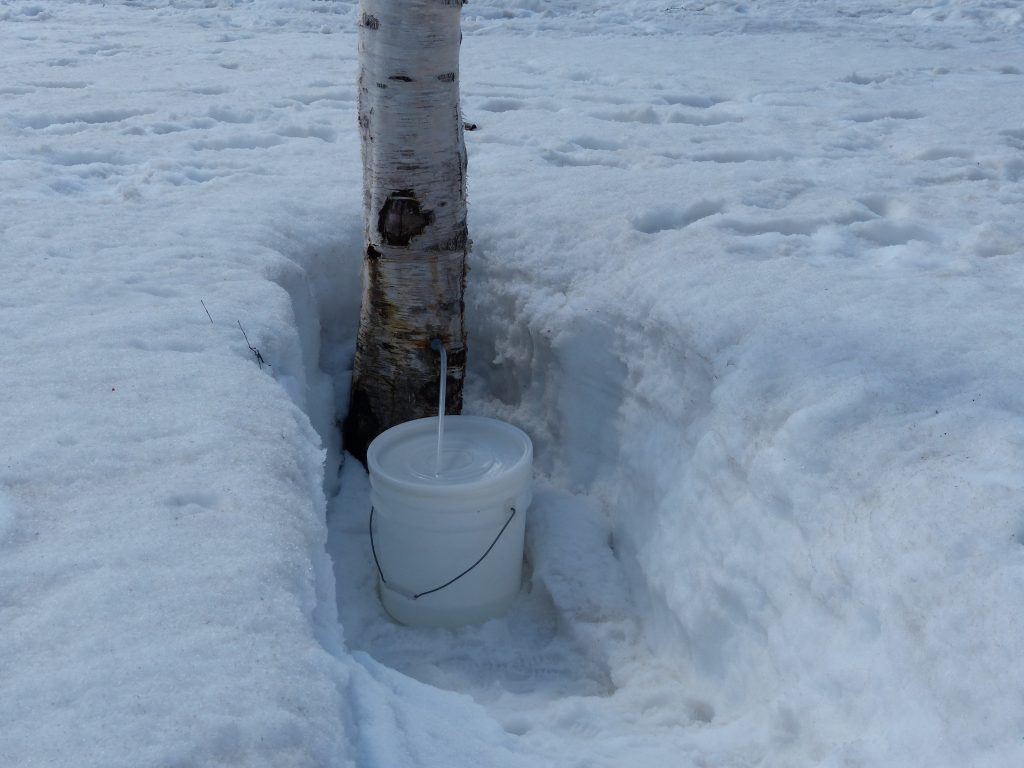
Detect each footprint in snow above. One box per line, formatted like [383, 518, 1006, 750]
[29, 80, 90, 90]
[722, 209, 873, 238]
[22, 109, 148, 130]
[284, 91, 354, 106]
[692, 148, 792, 163]
[149, 122, 189, 135]
[827, 129, 883, 154]
[569, 135, 627, 151]
[1003, 159, 1024, 182]
[166, 491, 221, 511]
[741, 177, 816, 210]
[630, 200, 725, 234]
[1000, 128, 1024, 150]
[909, 148, 990, 183]
[32, 147, 130, 167]
[656, 93, 728, 108]
[191, 85, 231, 96]
[499, 716, 531, 736]
[667, 110, 743, 126]
[722, 217, 826, 237]
[591, 106, 661, 125]
[79, 43, 131, 58]
[840, 72, 890, 85]
[857, 194, 902, 218]
[479, 97, 525, 113]
[914, 163, 997, 186]
[852, 219, 938, 246]
[190, 134, 284, 151]
[915, 147, 973, 161]
[849, 197, 938, 246]
[161, 168, 224, 186]
[542, 135, 628, 169]
[846, 109, 924, 123]
[206, 106, 257, 125]
[276, 124, 337, 142]
[541, 150, 625, 169]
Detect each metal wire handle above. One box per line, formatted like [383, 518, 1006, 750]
[369, 505, 517, 600]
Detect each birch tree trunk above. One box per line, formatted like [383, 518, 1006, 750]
[344, 0, 468, 464]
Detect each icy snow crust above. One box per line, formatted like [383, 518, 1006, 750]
[1, 1, 1022, 766]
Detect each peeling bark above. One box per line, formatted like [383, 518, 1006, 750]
[344, 0, 469, 464]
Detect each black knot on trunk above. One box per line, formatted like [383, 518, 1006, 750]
[378, 191, 434, 246]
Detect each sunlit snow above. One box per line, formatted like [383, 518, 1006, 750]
[1, 1, 1022, 767]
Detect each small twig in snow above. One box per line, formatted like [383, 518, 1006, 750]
[201, 299, 214, 324]
[237, 320, 270, 369]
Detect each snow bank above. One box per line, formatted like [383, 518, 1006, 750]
[0, 4, 360, 764]
[459, 16, 1024, 767]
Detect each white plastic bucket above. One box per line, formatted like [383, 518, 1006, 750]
[366, 415, 533, 627]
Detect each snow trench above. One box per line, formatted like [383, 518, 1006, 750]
[272, 227, 788, 766]
[271, 207, 1024, 768]
[272, 221, 732, 767]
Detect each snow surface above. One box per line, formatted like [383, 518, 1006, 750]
[2, 1, 1023, 766]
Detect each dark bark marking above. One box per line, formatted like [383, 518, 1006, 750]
[364, 245, 392, 327]
[441, 224, 468, 252]
[378, 191, 434, 246]
[437, 72, 456, 83]
[343, 385, 380, 466]
[389, 75, 413, 82]
[360, 13, 380, 30]
[365, 246, 385, 321]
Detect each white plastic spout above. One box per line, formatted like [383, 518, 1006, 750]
[431, 338, 447, 476]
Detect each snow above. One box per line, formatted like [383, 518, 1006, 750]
[2, 1, 1023, 766]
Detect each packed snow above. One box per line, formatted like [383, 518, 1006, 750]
[1, 1, 1022, 766]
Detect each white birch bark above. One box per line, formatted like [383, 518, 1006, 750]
[345, 0, 468, 462]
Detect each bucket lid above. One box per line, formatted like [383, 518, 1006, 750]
[367, 415, 532, 502]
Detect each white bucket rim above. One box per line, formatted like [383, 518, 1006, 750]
[367, 415, 533, 501]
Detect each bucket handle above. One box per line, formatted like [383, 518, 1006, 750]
[369, 505, 517, 601]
